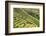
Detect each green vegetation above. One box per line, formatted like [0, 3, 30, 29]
[13, 8, 40, 28]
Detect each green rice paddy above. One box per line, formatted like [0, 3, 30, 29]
[13, 8, 40, 28]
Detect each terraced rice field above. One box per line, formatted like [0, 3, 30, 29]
[13, 8, 40, 28]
